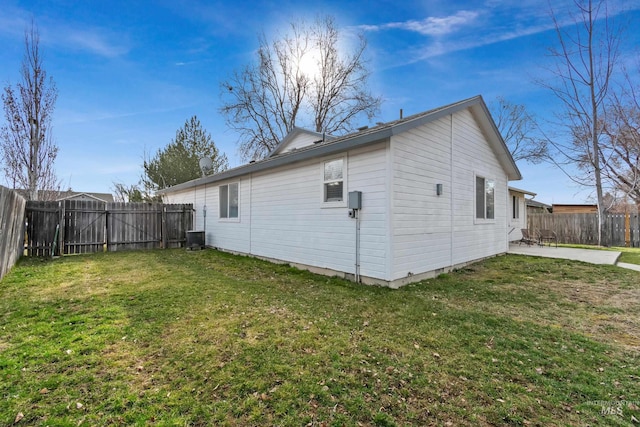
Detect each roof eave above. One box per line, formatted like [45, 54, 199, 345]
[509, 186, 537, 196]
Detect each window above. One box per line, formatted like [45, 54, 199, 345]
[512, 195, 520, 219]
[475, 176, 495, 220]
[219, 182, 239, 219]
[323, 158, 344, 202]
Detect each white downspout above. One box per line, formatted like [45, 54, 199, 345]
[355, 209, 361, 283]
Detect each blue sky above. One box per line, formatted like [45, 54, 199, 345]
[1, 0, 639, 204]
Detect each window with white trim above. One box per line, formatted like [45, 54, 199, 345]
[475, 176, 495, 220]
[323, 158, 344, 203]
[219, 182, 239, 219]
[512, 195, 520, 219]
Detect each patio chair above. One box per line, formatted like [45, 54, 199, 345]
[519, 229, 538, 246]
[539, 229, 558, 247]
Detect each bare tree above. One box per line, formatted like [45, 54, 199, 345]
[1, 22, 60, 201]
[538, 0, 621, 245]
[600, 87, 640, 206]
[491, 97, 548, 163]
[112, 182, 145, 202]
[220, 16, 381, 161]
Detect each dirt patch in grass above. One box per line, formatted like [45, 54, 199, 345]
[535, 278, 640, 350]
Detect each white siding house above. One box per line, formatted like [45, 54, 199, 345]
[160, 96, 522, 288]
[508, 187, 537, 242]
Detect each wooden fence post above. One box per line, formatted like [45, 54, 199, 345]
[625, 212, 630, 248]
[161, 205, 167, 249]
[58, 201, 64, 256]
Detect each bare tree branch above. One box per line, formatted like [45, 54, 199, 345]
[220, 16, 381, 161]
[490, 97, 548, 164]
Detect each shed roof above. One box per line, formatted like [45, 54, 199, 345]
[160, 95, 521, 194]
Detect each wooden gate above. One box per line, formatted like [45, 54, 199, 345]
[64, 200, 107, 254]
[107, 202, 162, 252]
[25, 201, 62, 256]
[24, 201, 193, 256]
[163, 204, 194, 249]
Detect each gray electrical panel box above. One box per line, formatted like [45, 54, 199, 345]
[348, 191, 362, 209]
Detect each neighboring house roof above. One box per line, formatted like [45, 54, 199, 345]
[509, 186, 537, 197]
[160, 95, 522, 194]
[527, 199, 552, 211]
[57, 192, 115, 203]
[14, 189, 114, 202]
[552, 204, 598, 213]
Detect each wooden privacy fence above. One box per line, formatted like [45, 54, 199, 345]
[0, 186, 26, 280]
[25, 200, 193, 257]
[528, 213, 640, 247]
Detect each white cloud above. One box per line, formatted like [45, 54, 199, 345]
[0, 5, 30, 38]
[358, 10, 479, 36]
[412, 22, 556, 62]
[0, 5, 129, 58]
[359, 0, 640, 68]
[61, 28, 130, 58]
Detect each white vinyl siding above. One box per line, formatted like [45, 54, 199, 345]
[270, 129, 325, 155]
[391, 115, 453, 279]
[347, 144, 388, 279]
[451, 109, 508, 264]
[210, 179, 250, 252]
[390, 109, 509, 281]
[283, 132, 322, 152]
[251, 144, 387, 278]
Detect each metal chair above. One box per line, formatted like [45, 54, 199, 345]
[539, 229, 558, 247]
[519, 229, 538, 246]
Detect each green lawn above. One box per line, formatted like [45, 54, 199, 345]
[1, 250, 638, 426]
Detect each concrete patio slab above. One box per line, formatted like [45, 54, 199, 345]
[508, 243, 621, 265]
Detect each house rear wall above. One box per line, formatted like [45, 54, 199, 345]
[164, 142, 390, 281]
[390, 109, 509, 281]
